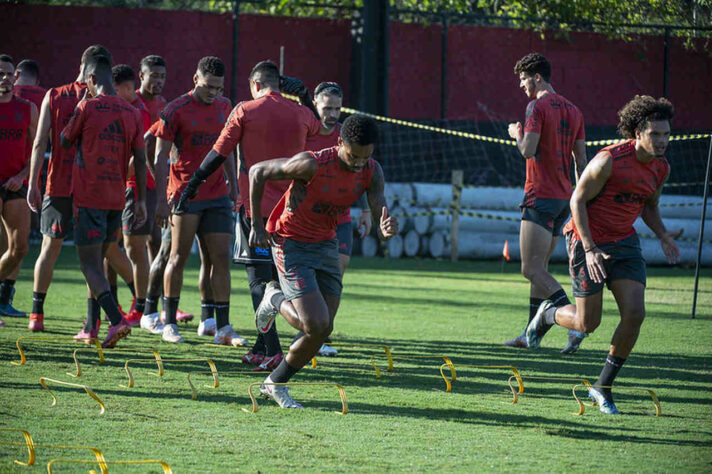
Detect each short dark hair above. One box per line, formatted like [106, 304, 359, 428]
[0, 54, 13, 65]
[341, 114, 379, 146]
[81, 45, 112, 66]
[249, 60, 280, 87]
[617, 95, 674, 139]
[140, 55, 166, 70]
[112, 64, 135, 85]
[197, 56, 225, 77]
[514, 53, 551, 82]
[16, 59, 39, 79]
[85, 55, 113, 78]
[314, 82, 343, 99]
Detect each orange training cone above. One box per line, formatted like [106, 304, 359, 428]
[502, 240, 511, 262]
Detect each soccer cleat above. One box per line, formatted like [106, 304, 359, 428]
[214, 324, 248, 347]
[588, 387, 620, 414]
[162, 323, 184, 343]
[561, 329, 589, 354]
[160, 309, 195, 324]
[139, 313, 164, 334]
[74, 320, 101, 343]
[525, 300, 556, 350]
[197, 317, 217, 336]
[28, 313, 45, 332]
[125, 309, 143, 326]
[255, 282, 282, 334]
[253, 352, 283, 372]
[242, 351, 265, 366]
[259, 376, 303, 409]
[317, 344, 338, 357]
[504, 331, 528, 348]
[101, 319, 131, 348]
[0, 302, 26, 318]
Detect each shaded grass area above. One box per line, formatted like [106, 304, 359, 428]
[1, 246, 711, 472]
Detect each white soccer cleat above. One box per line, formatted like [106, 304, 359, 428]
[197, 317, 217, 337]
[317, 344, 338, 357]
[259, 376, 302, 409]
[214, 324, 248, 347]
[162, 323, 184, 343]
[255, 281, 282, 334]
[140, 312, 164, 334]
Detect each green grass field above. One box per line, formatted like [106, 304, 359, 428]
[1, 246, 711, 472]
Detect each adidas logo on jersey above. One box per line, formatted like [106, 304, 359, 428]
[99, 120, 124, 142]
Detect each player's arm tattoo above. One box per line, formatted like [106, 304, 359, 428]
[570, 152, 612, 251]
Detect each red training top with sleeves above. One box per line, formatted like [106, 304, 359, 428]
[46, 81, 86, 197]
[156, 92, 231, 202]
[522, 92, 585, 202]
[212, 91, 321, 219]
[14, 85, 46, 110]
[62, 94, 144, 210]
[125, 97, 155, 190]
[267, 146, 375, 242]
[564, 139, 669, 244]
[137, 90, 167, 125]
[0, 96, 33, 182]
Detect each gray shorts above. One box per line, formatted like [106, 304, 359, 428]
[172, 195, 233, 236]
[74, 207, 122, 246]
[271, 235, 342, 301]
[122, 187, 157, 236]
[521, 197, 570, 235]
[40, 195, 74, 239]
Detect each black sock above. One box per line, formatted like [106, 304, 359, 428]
[163, 296, 179, 325]
[110, 285, 118, 304]
[145, 297, 159, 315]
[32, 292, 47, 315]
[215, 302, 229, 329]
[84, 298, 101, 331]
[126, 280, 136, 297]
[548, 289, 571, 308]
[97, 291, 123, 326]
[270, 359, 299, 383]
[270, 291, 285, 311]
[201, 299, 215, 322]
[0, 279, 15, 305]
[595, 355, 626, 400]
[135, 298, 146, 314]
[263, 324, 282, 356]
[251, 333, 266, 354]
[529, 297, 545, 323]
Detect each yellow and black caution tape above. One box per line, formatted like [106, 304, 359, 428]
[586, 134, 711, 147]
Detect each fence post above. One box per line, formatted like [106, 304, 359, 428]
[450, 170, 463, 262]
[692, 136, 712, 319]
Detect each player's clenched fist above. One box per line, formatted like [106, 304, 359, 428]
[379, 206, 398, 239]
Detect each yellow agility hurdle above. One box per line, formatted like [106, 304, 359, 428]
[0, 427, 35, 466]
[47, 458, 172, 473]
[439, 363, 523, 395]
[12, 336, 102, 366]
[70, 347, 162, 378]
[123, 358, 217, 388]
[39, 377, 106, 415]
[572, 384, 661, 417]
[506, 375, 592, 404]
[311, 343, 393, 371]
[187, 370, 267, 401]
[0, 428, 107, 471]
[243, 382, 348, 415]
[370, 353, 455, 380]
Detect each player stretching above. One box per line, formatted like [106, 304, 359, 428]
[250, 115, 398, 408]
[155, 56, 242, 345]
[505, 53, 588, 353]
[526, 96, 679, 413]
[60, 55, 147, 348]
[0, 55, 38, 326]
[178, 60, 321, 368]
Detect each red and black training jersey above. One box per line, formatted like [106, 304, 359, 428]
[522, 92, 585, 202]
[62, 94, 144, 210]
[267, 146, 375, 242]
[564, 139, 669, 244]
[137, 90, 167, 125]
[156, 91, 231, 202]
[14, 85, 46, 110]
[0, 96, 33, 182]
[46, 81, 86, 197]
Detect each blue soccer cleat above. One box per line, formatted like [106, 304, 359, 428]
[588, 387, 620, 415]
[0, 302, 26, 318]
[525, 300, 555, 350]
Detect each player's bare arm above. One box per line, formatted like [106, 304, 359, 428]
[27, 91, 51, 212]
[366, 161, 398, 240]
[154, 136, 173, 226]
[223, 151, 238, 205]
[641, 173, 680, 264]
[356, 193, 372, 237]
[508, 122, 540, 159]
[572, 139, 587, 182]
[132, 144, 148, 229]
[5, 102, 38, 191]
[570, 151, 613, 283]
[144, 130, 157, 178]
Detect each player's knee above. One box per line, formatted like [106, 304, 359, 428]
[11, 240, 29, 259]
[622, 309, 646, 327]
[304, 317, 330, 339]
[580, 319, 600, 333]
[520, 262, 539, 281]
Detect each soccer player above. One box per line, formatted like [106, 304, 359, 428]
[176, 60, 321, 369]
[526, 95, 679, 414]
[60, 55, 147, 348]
[505, 53, 588, 353]
[0, 55, 38, 326]
[136, 55, 167, 125]
[154, 56, 242, 345]
[248, 114, 398, 408]
[13, 59, 46, 110]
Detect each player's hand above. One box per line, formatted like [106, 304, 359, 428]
[660, 231, 681, 265]
[3, 175, 23, 192]
[174, 184, 197, 214]
[249, 224, 272, 249]
[27, 185, 41, 213]
[280, 76, 308, 97]
[585, 246, 611, 284]
[508, 122, 523, 140]
[379, 206, 398, 239]
[155, 199, 170, 228]
[134, 200, 147, 229]
[358, 209, 372, 238]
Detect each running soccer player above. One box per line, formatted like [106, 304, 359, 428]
[60, 55, 147, 348]
[0, 55, 38, 326]
[505, 53, 588, 353]
[176, 60, 321, 369]
[154, 56, 242, 345]
[526, 95, 679, 414]
[248, 114, 397, 408]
